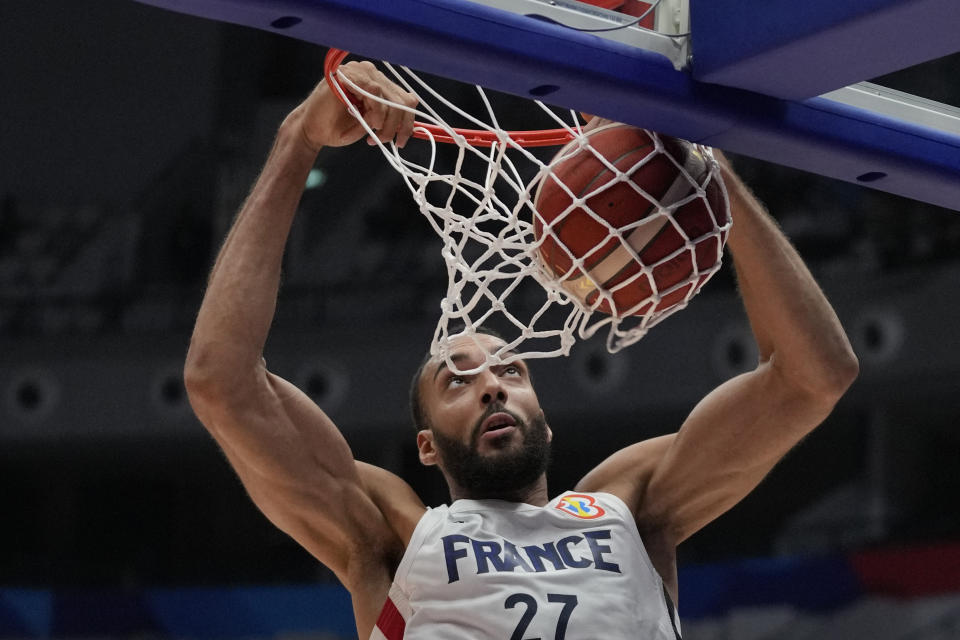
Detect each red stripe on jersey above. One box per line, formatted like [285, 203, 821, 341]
[375, 596, 407, 640]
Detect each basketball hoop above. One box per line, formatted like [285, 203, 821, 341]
[324, 48, 730, 374]
[324, 49, 574, 148]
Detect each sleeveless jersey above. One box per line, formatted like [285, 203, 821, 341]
[371, 491, 681, 639]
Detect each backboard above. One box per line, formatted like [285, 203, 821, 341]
[133, 0, 960, 210]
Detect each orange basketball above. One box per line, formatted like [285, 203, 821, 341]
[533, 123, 728, 318]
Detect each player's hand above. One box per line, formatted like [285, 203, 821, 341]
[291, 61, 418, 150]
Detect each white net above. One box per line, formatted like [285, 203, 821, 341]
[328, 57, 731, 374]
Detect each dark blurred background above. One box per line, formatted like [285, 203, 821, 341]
[2, 0, 960, 619]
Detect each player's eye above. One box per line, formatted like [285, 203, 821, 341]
[448, 375, 467, 387]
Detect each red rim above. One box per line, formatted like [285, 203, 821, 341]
[323, 48, 575, 148]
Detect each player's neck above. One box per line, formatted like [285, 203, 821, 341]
[449, 475, 549, 506]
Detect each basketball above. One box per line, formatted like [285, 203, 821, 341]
[533, 123, 729, 318]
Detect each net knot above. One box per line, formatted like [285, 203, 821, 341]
[332, 55, 732, 371]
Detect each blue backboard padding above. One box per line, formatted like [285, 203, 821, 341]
[132, 0, 960, 211]
[690, 0, 960, 101]
[690, 0, 960, 100]
[134, 0, 731, 137]
[703, 96, 960, 209]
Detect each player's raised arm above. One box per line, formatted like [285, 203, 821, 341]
[183, 63, 422, 586]
[631, 154, 859, 543]
[580, 153, 858, 574]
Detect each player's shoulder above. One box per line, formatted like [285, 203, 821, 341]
[356, 461, 428, 546]
[573, 433, 677, 515]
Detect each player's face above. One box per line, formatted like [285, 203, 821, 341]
[417, 334, 552, 496]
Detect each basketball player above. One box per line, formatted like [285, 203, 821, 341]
[184, 62, 858, 639]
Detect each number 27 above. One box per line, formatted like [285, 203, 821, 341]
[505, 592, 578, 640]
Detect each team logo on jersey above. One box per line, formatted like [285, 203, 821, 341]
[555, 494, 606, 519]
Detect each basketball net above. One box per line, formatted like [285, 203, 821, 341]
[326, 55, 730, 375]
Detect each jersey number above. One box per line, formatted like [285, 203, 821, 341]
[504, 592, 578, 640]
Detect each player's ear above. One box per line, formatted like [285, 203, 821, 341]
[539, 411, 553, 443]
[417, 430, 438, 466]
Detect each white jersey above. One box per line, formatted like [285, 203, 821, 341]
[370, 491, 681, 639]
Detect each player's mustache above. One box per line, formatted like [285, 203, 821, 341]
[471, 403, 525, 445]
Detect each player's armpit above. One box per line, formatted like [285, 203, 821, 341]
[357, 461, 427, 547]
[226, 445, 381, 580]
[636, 359, 851, 547]
[573, 434, 676, 513]
[185, 367, 415, 582]
[574, 434, 681, 602]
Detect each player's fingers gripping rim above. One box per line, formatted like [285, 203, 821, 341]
[394, 90, 418, 148]
[377, 89, 414, 146]
[361, 85, 388, 141]
[364, 78, 417, 147]
[336, 61, 418, 148]
[339, 61, 388, 140]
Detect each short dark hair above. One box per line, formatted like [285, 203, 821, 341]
[408, 325, 505, 432]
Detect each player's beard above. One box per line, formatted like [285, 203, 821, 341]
[432, 407, 551, 500]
